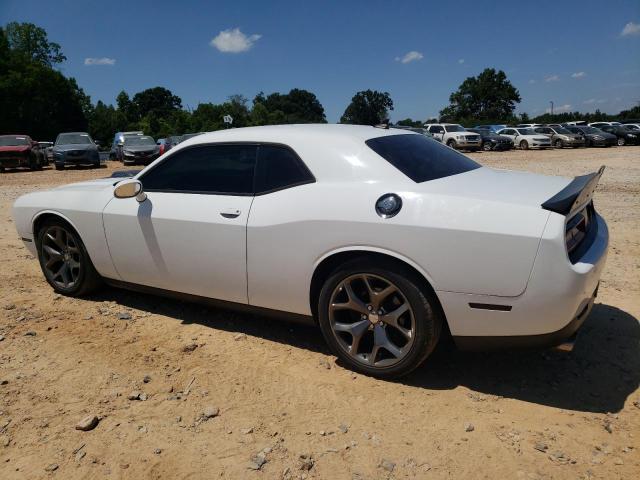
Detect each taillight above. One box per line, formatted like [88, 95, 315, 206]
[565, 203, 592, 259]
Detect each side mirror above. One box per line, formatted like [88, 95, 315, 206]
[114, 179, 147, 202]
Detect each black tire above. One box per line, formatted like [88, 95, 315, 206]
[29, 153, 41, 170]
[482, 142, 493, 151]
[317, 258, 442, 379]
[55, 164, 64, 170]
[519, 140, 529, 150]
[36, 218, 102, 296]
[446, 139, 457, 149]
[617, 137, 625, 146]
[553, 139, 563, 148]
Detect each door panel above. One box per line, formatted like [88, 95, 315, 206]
[103, 192, 253, 304]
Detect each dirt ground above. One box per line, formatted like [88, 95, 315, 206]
[1, 147, 639, 480]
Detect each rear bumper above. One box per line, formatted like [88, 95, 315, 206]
[441, 212, 608, 345]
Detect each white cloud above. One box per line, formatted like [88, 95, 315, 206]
[84, 57, 115, 66]
[458, 58, 465, 64]
[621, 21, 640, 37]
[571, 71, 586, 79]
[210, 28, 261, 53]
[545, 74, 560, 82]
[395, 51, 423, 64]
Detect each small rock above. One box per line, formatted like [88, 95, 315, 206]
[24, 331, 36, 336]
[234, 333, 247, 341]
[75, 415, 99, 431]
[613, 457, 624, 465]
[0, 380, 8, 386]
[203, 406, 220, 419]
[339, 423, 349, 434]
[534, 442, 549, 453]
[182, 343, 198, 353]
[143, 375, 151, 383]
[464, 422, 475, 432]
[83, 315, 93, 320]
[380, 459, 396, 472]
[241, 427, 254, 434]
[319, 359, 331, 370]
[128, 391, 142, 401]
[139, 392, 148, 401]
[3, 304, 16, 310]
[604, 420, 613, 434]
[248, 453, 267, 470]
[116, 312, 132, 320]
[299, 454, 314, 471]
[154, 448, 162, 455]
[75, 450, 86, 462]
[44, 463, 59, 472]
[0, 335, 4, 342]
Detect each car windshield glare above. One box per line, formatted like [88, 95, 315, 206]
[56, 134, 92, 145]
[517, 128, 536, 135]
[0, 136, 29, 146]
[366, 134, 481, 183]
[125, 136, 156, 146]
[554, 127, 572, 134]
[444, 125, 465, 133]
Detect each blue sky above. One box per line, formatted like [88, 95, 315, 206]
[2, 0, 639, 122]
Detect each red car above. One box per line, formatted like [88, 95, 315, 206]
[0, 134, 47, 172]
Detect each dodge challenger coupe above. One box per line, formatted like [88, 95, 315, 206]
[12, 125, 609, 378]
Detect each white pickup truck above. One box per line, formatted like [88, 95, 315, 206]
[424, 123, 481, 151]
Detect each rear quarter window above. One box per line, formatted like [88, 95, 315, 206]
[365, 134, 480, 183]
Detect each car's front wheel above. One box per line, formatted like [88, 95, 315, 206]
[36, 219, 102, 296]
[519, 140, 529, 150]
[446, 139, 457, 149]
[554, 139, 564, 148]
[318, 259, 442, 378]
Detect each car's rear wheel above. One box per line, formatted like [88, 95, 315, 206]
[318, 259, 442, 378]
[36, 219, 102, 296]
[482, 142, 492, 151]
[617, 137, 625, 146]
[519, 140, 529, 150]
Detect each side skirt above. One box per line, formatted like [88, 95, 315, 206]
[103, 278, 316, 326]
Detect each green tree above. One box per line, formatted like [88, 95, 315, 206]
[132, 86, 182, 118]
[4, 22, 66, 67]
[439, 68, 521, 123]
[396, 118, 423, 127]
[255, 89, 326, 124]
[340, 90, 393, 125]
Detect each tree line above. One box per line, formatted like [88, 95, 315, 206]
[1, 22, 637, 146]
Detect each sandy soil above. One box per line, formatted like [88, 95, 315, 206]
[1, 147, 639, 480]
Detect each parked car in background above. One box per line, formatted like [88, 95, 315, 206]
[565, 126, 617, 147]
[110, 131, 144, 160]
[622, 123, 640, 132]
[37, 141, 54, 163]
[393, 126, 434, 138]
[424, 124, 481, 150]
[588, 122, 621, 128]
[564, 121, 588, 126]
[467, 128, 513, 151]
[53, 132, 101, 170]
[516, 124, 543, 129]
[119, 135, 160, 165]
[496, 128, 552, 149]
[473, 124, 507, 133]
[534, 126, 585, 148]
[12, 124, 609, 378]
[598, 125, 639, 146]
[0, 134, 47, 172]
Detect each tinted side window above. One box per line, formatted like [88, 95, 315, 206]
[255, 145, 314, 194]
[366, 134, 481, 183]
[141, 144, 257, 194]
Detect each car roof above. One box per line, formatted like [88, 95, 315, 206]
[169, 124, 417, 184]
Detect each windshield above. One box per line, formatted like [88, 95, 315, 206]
[516, 128, 537, 135]
[366, 134, 481, 183]
[626, 124, 639, 131]
[444, 125, 466, 133]
[553, 127, 572, 134]
[56, 133, 92, 145]
[124, 136, 156, 146]
[0, 136, 29, 146]
[579, 127, 600, 134]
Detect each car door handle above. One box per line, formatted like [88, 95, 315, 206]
[220, 209, 241, 219]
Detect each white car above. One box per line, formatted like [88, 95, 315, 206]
[423, 123, 481, 150]
[497, 127, 552, 149]
[12, 125, 608, 378]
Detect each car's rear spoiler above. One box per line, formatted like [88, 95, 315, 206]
[541, 166, 605, 216]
